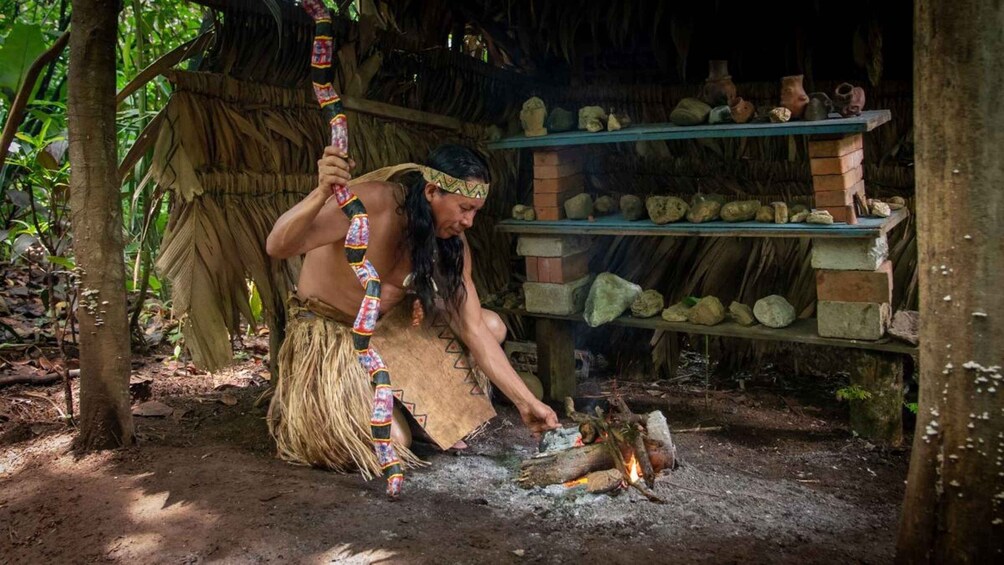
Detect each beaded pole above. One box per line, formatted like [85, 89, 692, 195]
[301, 0, 403, 499]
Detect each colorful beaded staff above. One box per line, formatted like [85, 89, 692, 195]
[301, 0, 403, 499]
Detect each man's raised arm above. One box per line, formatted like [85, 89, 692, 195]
[266, 147, 355, 258]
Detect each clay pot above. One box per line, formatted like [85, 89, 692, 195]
[803, 92, 833, 121]
[779, 75, 810, 119]
[834, 82, 866, 117]
[702, 60, 737, 107]
[729, 97, 755, 124]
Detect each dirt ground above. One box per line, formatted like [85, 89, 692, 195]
[0, 348, 909, 565]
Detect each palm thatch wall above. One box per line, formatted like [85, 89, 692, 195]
[155, 1, 528, 370]
[154, 0, 916, 378]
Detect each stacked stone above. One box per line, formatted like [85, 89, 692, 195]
[809, 134, 865, 225]
[518, 236, 592, 315]
[812, 236, 892, 340]
[532, 149, 584, 220]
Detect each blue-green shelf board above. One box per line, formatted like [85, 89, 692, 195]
[487, 110, 891, 150]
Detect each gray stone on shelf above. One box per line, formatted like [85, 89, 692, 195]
[646, 196, 689, 224]
[661, 302, 692, 322]
[630, 289, 665, 318]
[720, 200, 761, 222]
[583, 273, 642, 327]
[620, 195, 645, 221]
[729, 301, 757, 326]
[753, 295, 796, 328]
[564, 193, 594, 220]
[687, 296, 726, 326]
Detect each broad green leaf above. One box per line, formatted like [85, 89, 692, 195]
[249, 282, 263, 322]
[45, 255, 75, 269]
[0, 23, 48, 97]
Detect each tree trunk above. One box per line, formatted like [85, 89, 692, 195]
[896, 1, 1004, 561]
[68, 0, 134, 450]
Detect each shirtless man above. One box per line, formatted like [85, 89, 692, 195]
[265, 143, 559, 474]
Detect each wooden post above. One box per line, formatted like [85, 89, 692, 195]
[536, 318, 576, 401]
[847, 351, 904, 446]
[897, 1, 1004, 561]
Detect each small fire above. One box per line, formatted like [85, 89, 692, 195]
[563, 476, 589, 488]
[625, 453, 642, 484]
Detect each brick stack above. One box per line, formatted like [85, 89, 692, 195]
[811, 236, 892, 340]
[517, 236, 593, 315]
[809, 134, 865, 225]
[532, 149, 584, 220]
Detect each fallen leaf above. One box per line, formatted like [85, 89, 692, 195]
[220, 393, 238, 406]
[132, 400, 174, 417]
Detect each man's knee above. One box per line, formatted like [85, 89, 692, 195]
[482, 309, 507, 344]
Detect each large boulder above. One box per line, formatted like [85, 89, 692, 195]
[687, 296, 726, 326]
[753, 295, 796, 328]
[646, 196, 688, 224]
[584, 273, 642, 327]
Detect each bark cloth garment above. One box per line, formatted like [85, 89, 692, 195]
[267, 295, 496, 478]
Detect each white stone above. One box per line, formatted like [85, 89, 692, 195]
[810, 236, 888, 271]
[817, 300, 891, 340]
[517, 235, 592, 258]
[524, 275, 593, 315]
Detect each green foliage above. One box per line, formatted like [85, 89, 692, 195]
[904, 402, 918, 414]
[836, 385, 873, 402]
[0, 22, 48, 100]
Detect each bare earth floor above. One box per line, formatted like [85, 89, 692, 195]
[0, 369, 908, 565]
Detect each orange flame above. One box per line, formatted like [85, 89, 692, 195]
[563, 476, 589, 488]
[625, 453, 642, 484]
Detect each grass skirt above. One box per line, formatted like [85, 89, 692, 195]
[266, 297, 422, 478]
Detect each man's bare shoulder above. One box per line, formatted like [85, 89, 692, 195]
[346, 180, 405, 216]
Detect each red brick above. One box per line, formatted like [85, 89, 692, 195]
[533, 149, 582, 167]
[534, 161, 583, 179]
[533, 186, 583, 208]
[525, 257, 539, 282]
[821, 205, 858, 225]
[816, 261, 893, 304]
[810, 149, 864, 175]
[815, 189, 853, 207]
[813, 166, 863, 192]
[534, 174, 584, 194]
[534, 206, 564, 221]
[808, 134, 863, 158]
[815, 180, 864, 208]
[536, 251, 589, 284]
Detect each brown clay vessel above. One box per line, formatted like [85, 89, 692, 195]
[729, 97, 755, 124]
[702, 60, 737, 107]
[834, 82, 866, 117]
[779, 75, 809, 119]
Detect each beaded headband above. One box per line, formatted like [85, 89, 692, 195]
[417, 165, 490, 199]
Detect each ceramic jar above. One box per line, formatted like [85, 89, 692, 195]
[702, 60, 737, 107]
[779, 75, 810, 119]
[834, 83, 866, 117]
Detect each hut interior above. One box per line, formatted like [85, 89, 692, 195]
[151, 0, 916, 393]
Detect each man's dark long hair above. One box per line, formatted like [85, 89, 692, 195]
[399, 144, 491, 314]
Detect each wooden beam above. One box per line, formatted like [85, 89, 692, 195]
[535, 318, 576, 401]
[342, 96, 463, 131]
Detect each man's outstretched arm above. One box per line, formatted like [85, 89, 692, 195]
[454, 238, 560, 434]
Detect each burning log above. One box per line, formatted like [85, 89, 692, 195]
[518, 395, 676, 504]
[518, 443, 614, 487]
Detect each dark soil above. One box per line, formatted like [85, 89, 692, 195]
[0, 352, 909, 564]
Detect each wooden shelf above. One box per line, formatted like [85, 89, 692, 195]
[491, 307, 917, 355]
[487, 110, 891, 150]
[498, 208, 908, 239]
